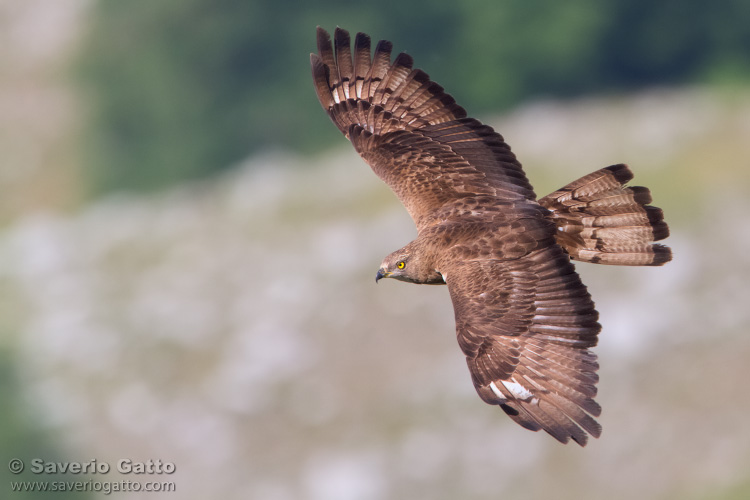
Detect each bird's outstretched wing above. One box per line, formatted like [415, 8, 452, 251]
[443, 242, 602, 446]
[311, 27, 536, 230]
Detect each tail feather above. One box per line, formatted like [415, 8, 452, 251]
[540, 164, 672, 266]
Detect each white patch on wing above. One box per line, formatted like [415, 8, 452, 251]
[441, 273, 447, 283]
[501, 379, 534, 401]
[489, 382, 507, 403]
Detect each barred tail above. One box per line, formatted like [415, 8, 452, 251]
[540, 164, 672, 266]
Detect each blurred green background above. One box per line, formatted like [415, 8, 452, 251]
[75, 0, 750, 194]
[1, 0, 749, 499]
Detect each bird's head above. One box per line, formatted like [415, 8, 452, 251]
[375, 251, 412, 283]
[375, 245, 444, 285]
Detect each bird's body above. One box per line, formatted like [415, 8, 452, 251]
[311, 27, 671, 446]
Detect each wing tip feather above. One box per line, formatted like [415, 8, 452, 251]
[312, 26, 467, 135]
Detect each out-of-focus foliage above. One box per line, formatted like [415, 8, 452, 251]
[0, 350, 90, 500]
[76, 0, 750, 193]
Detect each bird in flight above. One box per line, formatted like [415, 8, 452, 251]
[310, 27, 671, 446]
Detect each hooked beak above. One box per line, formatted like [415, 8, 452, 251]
[375, 268, 390, 283]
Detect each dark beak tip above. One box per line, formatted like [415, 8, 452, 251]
[375, 269, 384, 283]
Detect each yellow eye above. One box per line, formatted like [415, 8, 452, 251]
[397, 261, 405, 269]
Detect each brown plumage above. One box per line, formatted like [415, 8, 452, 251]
[311, 27, 671, 446]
